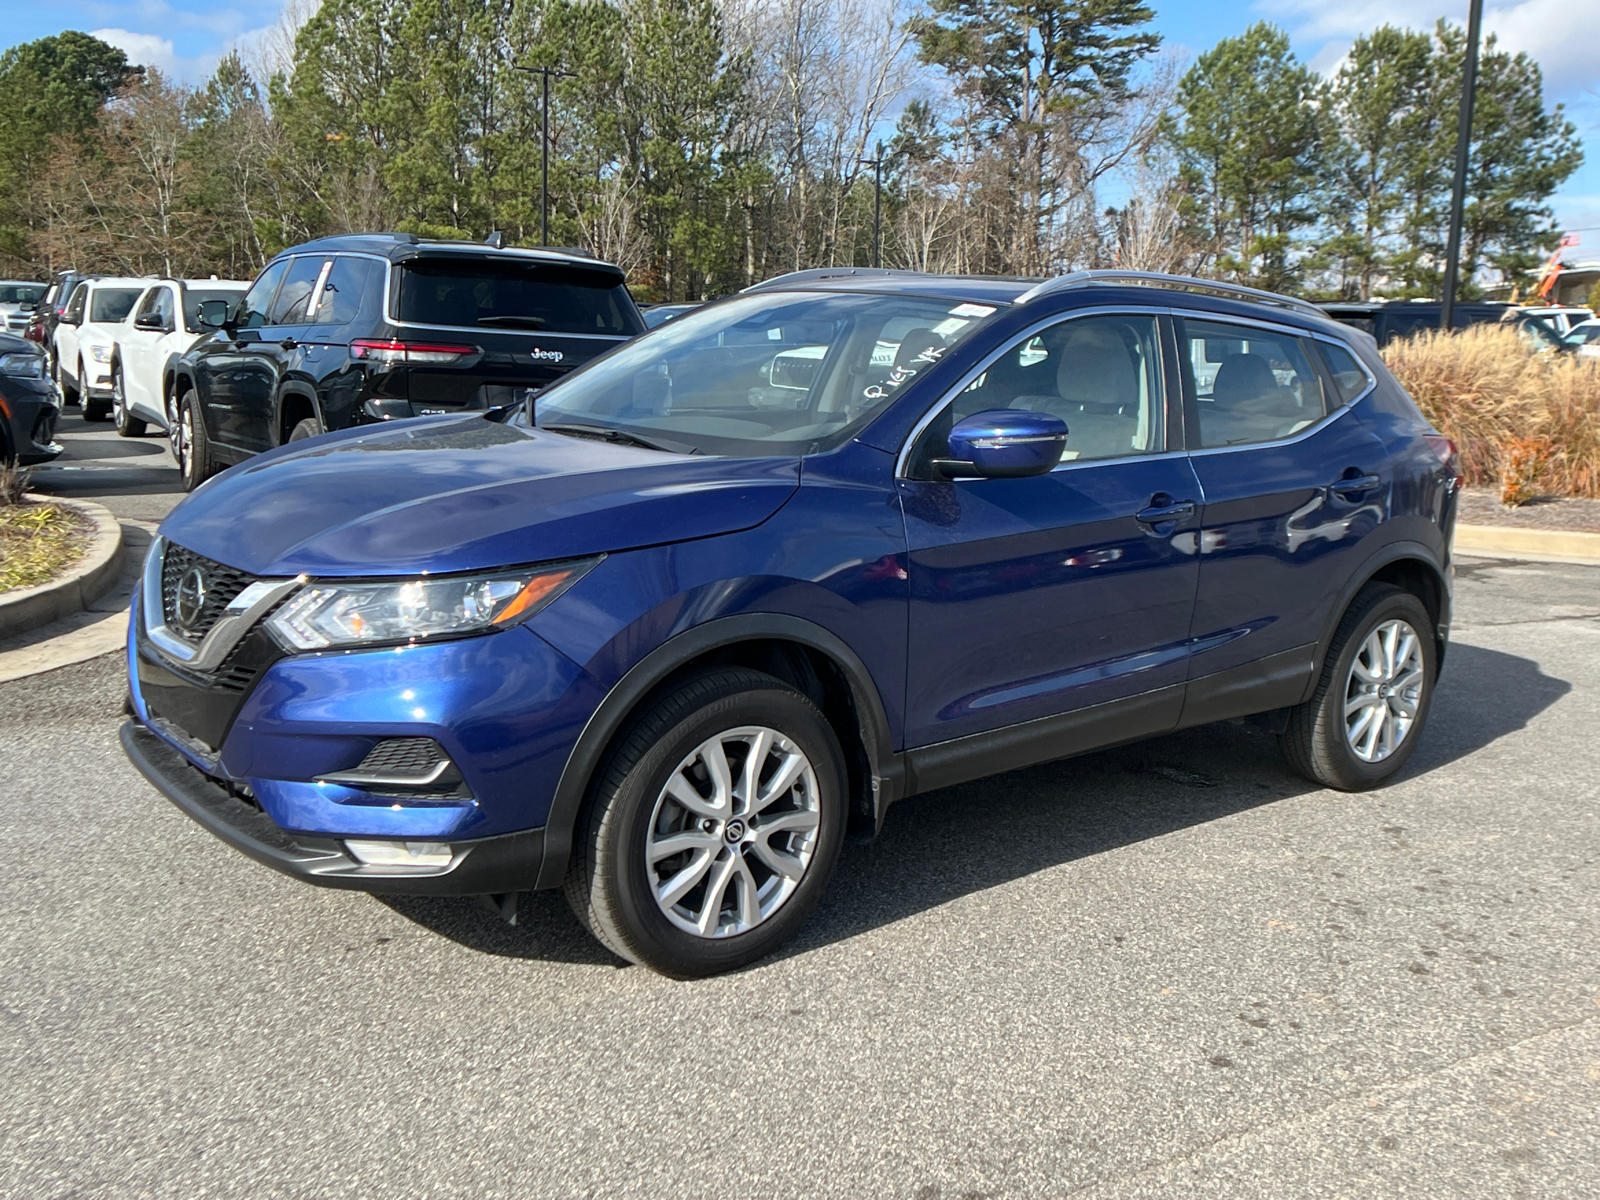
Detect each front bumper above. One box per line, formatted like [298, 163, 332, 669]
[122, 721, 546, 895]
[1, 380, 61, 463]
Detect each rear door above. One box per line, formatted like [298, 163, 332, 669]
[1177, 313, 1388, 723]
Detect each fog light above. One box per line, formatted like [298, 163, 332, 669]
[345, 840, 453, 868]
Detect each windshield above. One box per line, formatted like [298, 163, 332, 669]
[90, 288, 142, 323]
[531, 290, 997, 456]
[0, 285, 43, 305]
[183, 288, 244, 330]
[397, 256, 642, 336]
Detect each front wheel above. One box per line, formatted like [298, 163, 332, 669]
[112, 365, 147, 437]
[55, 355, 78, 406]
[1281, 584, 1438, 791]
[564, 668, 848, 977]
[177, 389, 218, 491]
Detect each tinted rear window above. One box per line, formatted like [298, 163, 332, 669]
[396, 256, 640, 335]
[90, 288, 143, 323]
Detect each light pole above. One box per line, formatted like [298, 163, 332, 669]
[513, 62, 576, 247]
[860, 141, 884, 268]
[1440, 0, 1483, 332]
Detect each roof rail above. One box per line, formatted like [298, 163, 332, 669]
[743, 266, 939, 293]
[1017, 270, 1327, 320]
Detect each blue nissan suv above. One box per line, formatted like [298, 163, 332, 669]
[121, 269, 1460, 977]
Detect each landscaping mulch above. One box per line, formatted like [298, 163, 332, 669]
[0, 502, 92, 594]
[1457, 486, 1600, 534]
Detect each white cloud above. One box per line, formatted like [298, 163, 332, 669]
[1259, 0, 1600, 99]
[90, 25, 221, 81]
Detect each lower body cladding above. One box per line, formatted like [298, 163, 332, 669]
[122, 593, 603, 896]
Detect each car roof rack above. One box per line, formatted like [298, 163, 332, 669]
[743, 267, 945, 292]
[1017, 270, 1328, 320]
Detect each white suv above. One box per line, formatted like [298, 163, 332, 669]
[53, 277, 149, 420]
[111, 278, 249, 437]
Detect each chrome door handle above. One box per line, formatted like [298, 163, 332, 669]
[1136, 500, 1196, 525]
[1330, 473, 1380, 496]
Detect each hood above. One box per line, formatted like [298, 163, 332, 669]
[159, 415, 800, 577]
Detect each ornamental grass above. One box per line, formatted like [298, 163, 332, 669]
[0, 501, 91, 594]
[1382, 323, 1600, 501]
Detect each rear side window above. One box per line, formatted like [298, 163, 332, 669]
[1182, 318, 1327, 449]
[90, 288, 141, 323]
[1320, 343, 1373, 406]
[396, 257, 640, 335]
[268, 257, 327, 325]
[311, 256, 379, 325]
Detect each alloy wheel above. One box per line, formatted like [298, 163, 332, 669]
[646, 726, 820, 938]
[112, 368, 125, 422]
[174, 403, 192, 475]
[1343, 619, 1424, 763]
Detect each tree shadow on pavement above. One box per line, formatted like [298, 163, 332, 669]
[384, 641, 1568, 966]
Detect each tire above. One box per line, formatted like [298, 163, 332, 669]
[1281, 584, 1438, 791]
[55, 355, 79, 406]
[564, 668, 847, 978]
[177, 389, 218, 491]
[112, 365, 147, 437]
[288, 416, 323, 443]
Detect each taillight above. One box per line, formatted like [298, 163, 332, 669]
[1423, 433, 1463, 489]
[350, 338, 475, 365]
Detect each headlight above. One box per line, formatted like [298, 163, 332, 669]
[266, 558, 599, 650]
[0, 352, 43, 378]
[88, 344, 112, 362]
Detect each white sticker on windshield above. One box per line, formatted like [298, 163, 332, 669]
[948, 303, 996, 318]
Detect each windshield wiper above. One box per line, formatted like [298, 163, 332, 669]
[477, 315, 548, 329]
[541, 421, 697, 455]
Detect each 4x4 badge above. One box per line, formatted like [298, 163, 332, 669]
[174, 567, 208, 631]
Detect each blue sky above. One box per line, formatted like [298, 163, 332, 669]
[4, 0, 1598, 244]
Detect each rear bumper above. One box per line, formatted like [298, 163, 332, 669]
[121, 721, 546, 895]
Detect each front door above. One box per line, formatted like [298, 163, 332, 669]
[234, 255, 327, 450]
[901, 310, 1202, 750]
[192, 259, 289, 452]
[1176, 314, 1389, 720]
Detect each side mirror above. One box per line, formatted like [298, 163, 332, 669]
[196, 299, 232, 330]
[134, 311, 165, 331]
[61, 311, 82, 327]
[934, 409, 1068, 480]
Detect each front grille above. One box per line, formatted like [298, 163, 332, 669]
[161, 543, 258, 641]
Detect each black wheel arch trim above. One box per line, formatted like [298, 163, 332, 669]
[534, 612, 901, 889]
[1304, 537, 1451, 702]
[274, 380, 324, 445]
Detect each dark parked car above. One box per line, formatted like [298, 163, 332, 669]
[123, 268, 1460, 977]
[0, 332, 61, 464]
[168, 234, 646, 489]
[1318, 300, 1512, 345]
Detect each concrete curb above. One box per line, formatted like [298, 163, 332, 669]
[1455, 523, 1600, 566]
[0, 494, 125, 639]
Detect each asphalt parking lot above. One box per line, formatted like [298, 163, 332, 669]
[2, 446, 1598, 1195]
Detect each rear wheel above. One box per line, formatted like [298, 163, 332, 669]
[1281, 584, 1437, 791]
[177, 389, 218, 491]
[112, 365, 147, 437]
[564, 668, 847, 977]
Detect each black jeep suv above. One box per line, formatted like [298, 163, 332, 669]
[169, 234, 646, 489]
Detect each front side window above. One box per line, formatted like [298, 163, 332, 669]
[268, 257, 327, 325]
[238, 260, 289, 329]
[152, 287, 176, 327]
[917, 313, 1165, 472]
[65, 284, 88, 321]
[1183, 318, 1326, 448]
[133, 287, 162, 321]
[531, 291, 994, 456]
[90, 288, 142, 324]
[397, 256, 642, 336]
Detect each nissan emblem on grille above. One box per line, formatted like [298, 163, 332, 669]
[174, 567, 208, 632]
